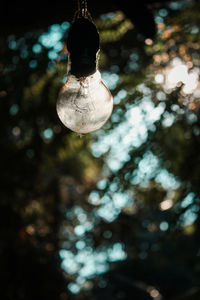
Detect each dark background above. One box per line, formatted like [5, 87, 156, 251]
[0, 0, 200, 299]
[0, 0, 159, 37]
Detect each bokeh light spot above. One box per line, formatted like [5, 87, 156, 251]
[42, 128, 54, 139]
[9, 104, 19, 115]
[160, 221, 169, 231]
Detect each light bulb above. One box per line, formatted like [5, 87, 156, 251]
[56, 70, 113, 133]
[56, 12, 113, 133]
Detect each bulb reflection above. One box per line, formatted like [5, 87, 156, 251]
[57, 70, 113, 134]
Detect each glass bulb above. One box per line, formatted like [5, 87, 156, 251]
[56, 70, 113, 133]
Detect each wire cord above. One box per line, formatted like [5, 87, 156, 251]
[74, 0, 92, 21]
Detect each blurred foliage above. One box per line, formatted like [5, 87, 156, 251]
[0, 1, 200, 300]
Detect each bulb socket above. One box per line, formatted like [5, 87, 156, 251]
[67, 17, 100, 78]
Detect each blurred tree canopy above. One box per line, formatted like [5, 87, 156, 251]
[0, 0, 200, 300]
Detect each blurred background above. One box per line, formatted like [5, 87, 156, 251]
[0, 0, 200, 299]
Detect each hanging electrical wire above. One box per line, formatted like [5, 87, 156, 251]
[74, 0, 92, 21]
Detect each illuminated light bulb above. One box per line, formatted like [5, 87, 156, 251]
[57, 70, 113, 133]
[56, 5, 113, 134]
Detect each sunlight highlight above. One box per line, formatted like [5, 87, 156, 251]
[160, 199, 173, 211]
[156, 58, 200, 95]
